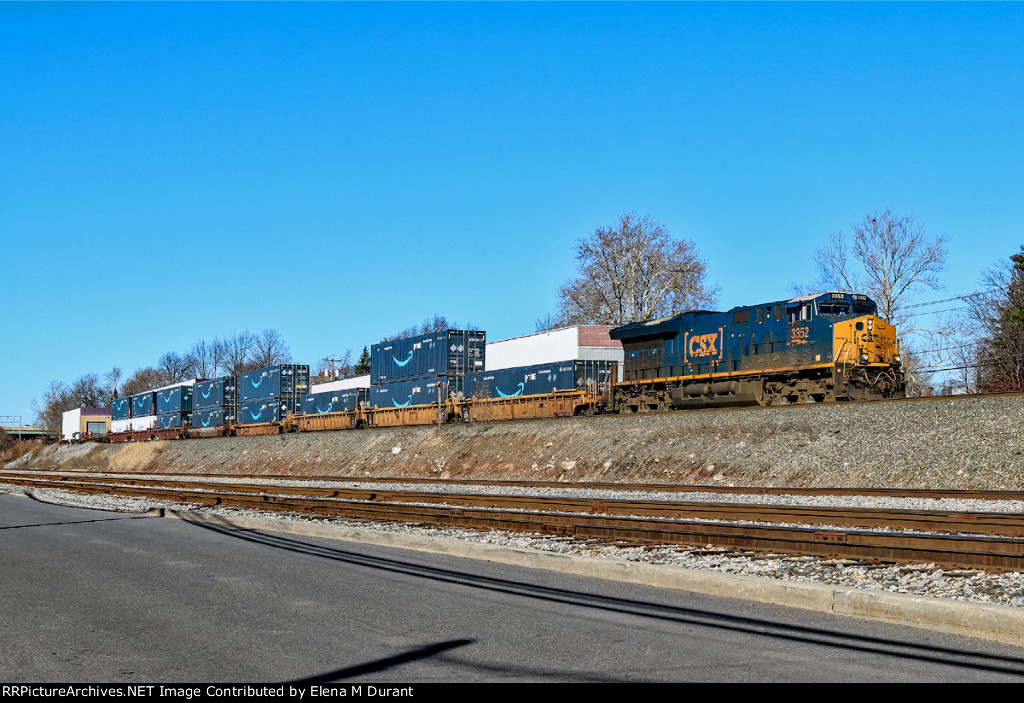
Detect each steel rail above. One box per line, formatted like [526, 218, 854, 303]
[5, 468, 1024, 502]
[7, 475, 1024, 571]
[4, 473, 1024, 537]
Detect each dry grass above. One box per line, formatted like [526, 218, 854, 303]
[0, 441, 39, 464]
[106, 442, 166, 473]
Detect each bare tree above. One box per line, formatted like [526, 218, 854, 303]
[898, 348, 936, 397]
[33, 380, 73, 433]
[815, 210, 947, 330]
[186, 338, 225, 379]
[158, 351, 193, 384]
[933, 318, 984, 395]
[380, 315, 477, 342]
[69, 374, 108, 407]
[815, 210, 949, 397]
[555, 212, 718, 325]
[534, 314, 561, 333]
[222, 330, 256, 376]
[248, 329, 292, 369]
[103, 367, 122, 400]
[0, 427, 15, 453]
[32, 374, 110, 432]
[121, 367, 168, 397]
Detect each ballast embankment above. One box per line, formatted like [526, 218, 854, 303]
[8, 394, 1024, 489]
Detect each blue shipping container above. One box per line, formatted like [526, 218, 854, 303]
[300, 388, 366, 415]
[111, 397, 131, 420]
[371, 329, 486, 384]
[465, 360, 615, 399]
[155, 412, 190, 430]
[238, 364, 310, 402]
[192, 408, 228, 428]
[237, 397, 301, 425]
[131, 392, 156, 418]
[368, 379, 439, 409]
[156, 386, 193, 414]
[193, 377, 237, 410]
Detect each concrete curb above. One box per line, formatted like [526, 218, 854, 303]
[159, 509, 1024, 648]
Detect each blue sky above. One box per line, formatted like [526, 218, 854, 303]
[2, 2, 1023, 420]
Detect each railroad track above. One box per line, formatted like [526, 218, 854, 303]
[5, 468, 1024, 501]
[5, 472, 1024, 572]
[5, 473, 1024, 535]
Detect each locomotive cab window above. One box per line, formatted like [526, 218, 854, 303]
[789, 303, 812, 323]
[817, 301, 851, 316]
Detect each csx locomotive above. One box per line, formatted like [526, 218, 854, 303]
[608, 291, 905, 412]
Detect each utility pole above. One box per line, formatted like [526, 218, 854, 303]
[323, 357, 345, 379]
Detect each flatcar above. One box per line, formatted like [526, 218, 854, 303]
[608, 291, 904, 412]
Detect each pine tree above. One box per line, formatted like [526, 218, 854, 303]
[975, 246, 1024, 391]
[354, 347, 371, 376]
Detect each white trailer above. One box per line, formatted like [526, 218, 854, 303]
[110, 416, 157, 434]
[309, 375, 371, 394]
[486, 326, 624, 379]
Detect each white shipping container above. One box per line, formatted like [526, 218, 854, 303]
[61, 409, 82, 441]
[150, 379, 198, 393]
[486, 327, 624, 372]
[111, 416, 157, 433]
[310, 375, 371, 394]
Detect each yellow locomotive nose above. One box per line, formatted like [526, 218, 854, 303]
[833, 315, 901, 366]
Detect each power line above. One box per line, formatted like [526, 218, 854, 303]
[908, 340, 980, 356]
[900, 288, 1002, 311]
[916, 353, 1024, 375]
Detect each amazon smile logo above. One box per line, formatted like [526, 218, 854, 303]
[496, 382, 525, 398]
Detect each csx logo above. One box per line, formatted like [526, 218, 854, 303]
[685, 329, 724, 361]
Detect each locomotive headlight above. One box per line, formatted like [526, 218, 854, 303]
[893, 354, 902, 364]
[860, 351, 869, 362]
[867, 319, 874, 331]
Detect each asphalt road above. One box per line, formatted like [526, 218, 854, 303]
[3, 492, 1024, 683]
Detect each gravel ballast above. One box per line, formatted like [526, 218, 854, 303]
[8, 394, 1024, 488]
